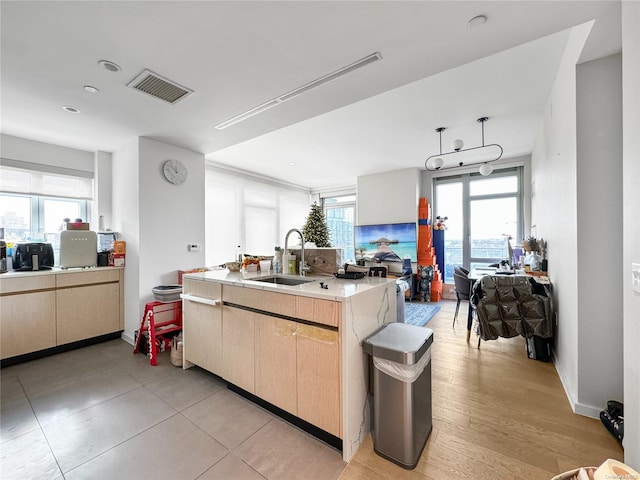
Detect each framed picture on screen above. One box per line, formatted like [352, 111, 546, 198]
[354, 222, 417, 262]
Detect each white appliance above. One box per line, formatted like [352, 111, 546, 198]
[59, 230, 97, 268]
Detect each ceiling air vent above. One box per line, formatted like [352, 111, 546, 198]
[127, 69, 193, 104]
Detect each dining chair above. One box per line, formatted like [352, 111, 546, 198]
[453, 266, 471, 327]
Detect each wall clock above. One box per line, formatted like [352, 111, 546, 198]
[162, 159, 188, 185]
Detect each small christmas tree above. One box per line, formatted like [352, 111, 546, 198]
[302, 202, 332, 247]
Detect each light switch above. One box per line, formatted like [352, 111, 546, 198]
[187, 243, 201, 252]
[632, 263, 640, 294]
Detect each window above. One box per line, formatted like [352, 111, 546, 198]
[322, 195, 356, 263]
[205, 166, 310, 266]
[434, 167, 523, 283]
[1, 160, 93, 263]
[0, 193, 89, 262]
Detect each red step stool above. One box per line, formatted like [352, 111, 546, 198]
[133, 300, 182, 366]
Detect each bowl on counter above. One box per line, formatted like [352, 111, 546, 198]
[224, 261, 241, 272]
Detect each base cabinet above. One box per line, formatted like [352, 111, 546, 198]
[296, 325, 341, 437]
[182, 280, 342, 438]
[222, 306, 255, 394]
[0, 268, 123, 361]
[56, 283, 120, 345]
[254, 314, 298, 414]
[182, 279, 222, 374]
[0, 291, 56, 358]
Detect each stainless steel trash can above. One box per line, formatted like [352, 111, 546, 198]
[363, 322, 433, 469]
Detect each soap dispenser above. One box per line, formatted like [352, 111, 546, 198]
[282, 251, 296, 274]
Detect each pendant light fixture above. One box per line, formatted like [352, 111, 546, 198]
[424, 117, 503, 176]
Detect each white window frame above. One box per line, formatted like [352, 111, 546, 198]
[433, 167, 523, 282]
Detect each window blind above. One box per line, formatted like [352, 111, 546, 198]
[0, 159, 94, 200]
[205, 164, 310, 266]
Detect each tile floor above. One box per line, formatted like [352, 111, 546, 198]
[0, 339, 346, 480]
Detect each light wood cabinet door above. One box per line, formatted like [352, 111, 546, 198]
[255, 314, 297, 414]
[296, 325, 341, 437]
[56, 283, 120, 345]
[182, 279, 223, 375]
[0, 291, 56, 359]
[222, 306, 255, 394]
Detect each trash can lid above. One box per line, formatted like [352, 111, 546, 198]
[363, 322, 433, 364]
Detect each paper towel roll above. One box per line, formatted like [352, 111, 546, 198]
[594, 459, 640, 480]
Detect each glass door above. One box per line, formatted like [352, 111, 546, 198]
[469, 197, 517, 269]
[434, 167, 523, 281]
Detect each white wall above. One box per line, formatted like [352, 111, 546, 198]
[0, 133, 93, 172]
[530, 22, 592, 414]
[622, 0, 640, 467]
[357, 167, 420, 225]
[111, 139, 141, 343]
[576, 53, 623, 416]
[113, 137, 206, 342]
[138, 136, 205, 285]
[93, 151, 112, 231]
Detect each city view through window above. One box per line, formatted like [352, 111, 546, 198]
[435, 169, 522, 283]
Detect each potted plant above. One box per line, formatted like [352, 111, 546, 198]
[522, 236, 547, 271]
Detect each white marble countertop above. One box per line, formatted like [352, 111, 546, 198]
[182, 268, 396, 301]
[0, 266, 123, 279]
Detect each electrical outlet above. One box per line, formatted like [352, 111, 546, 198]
[187, 243, 201, 252]
[632, 263, 640, 294]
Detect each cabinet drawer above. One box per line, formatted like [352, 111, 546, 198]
[182, 278, 221, 301]
[296, 297, 340, 327]
[0, 274, 56, 295]
[223, 285, 296, 317]
[56, 269, 120, 288]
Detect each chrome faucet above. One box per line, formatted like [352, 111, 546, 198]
[284, 228, 309, 276]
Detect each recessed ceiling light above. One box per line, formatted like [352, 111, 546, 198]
[62, 105, 80, 113]
[98, 60, 121, 72]
[467, 15, 487, 28]
[84, 85, 100, 93]
[288, 162, 297, 166]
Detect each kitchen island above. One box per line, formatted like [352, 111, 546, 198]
[181, 269, 397, 462]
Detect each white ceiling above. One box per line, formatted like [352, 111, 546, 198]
[0, 1, 621, 190]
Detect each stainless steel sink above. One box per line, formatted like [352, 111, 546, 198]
[250, 275, 314, 286]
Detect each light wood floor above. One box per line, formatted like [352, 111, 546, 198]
[339, 299, 623, 480]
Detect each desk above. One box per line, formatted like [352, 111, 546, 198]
[465, 268, 550, 342]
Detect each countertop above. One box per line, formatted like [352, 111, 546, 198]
[182, 269, 397, 301]
[0, 266, 124, 279]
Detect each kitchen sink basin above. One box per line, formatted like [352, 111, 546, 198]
[250, 275, 314, 286]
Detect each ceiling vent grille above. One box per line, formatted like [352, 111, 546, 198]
[127, 69, 193, 104]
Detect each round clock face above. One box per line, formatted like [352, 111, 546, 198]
[162, 159, 188, 185]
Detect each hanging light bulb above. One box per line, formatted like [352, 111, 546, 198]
[431, 157, 444, 170]
[424, 117, 503, 173]
[451, 139, 464, 151]
[479, 163, 493, 176]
